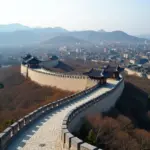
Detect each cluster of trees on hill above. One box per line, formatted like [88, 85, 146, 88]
[75, 75, 150, 150]
[0, 66, 73, 132]
[78, 113, 150, 150]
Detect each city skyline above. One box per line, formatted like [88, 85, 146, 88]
[0, 0, 150, 35]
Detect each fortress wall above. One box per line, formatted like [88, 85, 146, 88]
[21, 64, 28, 77]
[61, 79, 124, 150]
[125, 68, 141, 77]
[86, 78, 98, 89]
[0, 82, 99, 150]
[28, 68, 88, 91]
[68, 79, 124, 132]
[21, 64, 98, 92]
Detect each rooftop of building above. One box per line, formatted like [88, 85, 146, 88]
[21, 54, 124, 77]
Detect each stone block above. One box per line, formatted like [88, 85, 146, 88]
[61, 129, 69, 145]
[63, 114, 69, 122]
[18, 118, 25, 129]
[56, 100, 62, 107]
[0, 127, 12, 149]
[62, 120, 67, 125]
[65, 132, 74, 149]
[10, 122, 19, 135]
[31, 110, 38, 120]
[34, 109, 42, 118]
[80, 143, 98, 150]
[42, 104, 48, 111]
[28, 112, 35, 122]
[3, 127, 12, 137]
[46, 103, 53, 110]
[37, 107, 44, 114]
[0, 133, 6, 150]
[70, 137, 83, 150]
[24, 115, 30, 125]
[62, 124, 67, 129]
[52, 102, 57, 108]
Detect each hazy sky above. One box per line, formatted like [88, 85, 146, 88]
[0, 0, 150, 34]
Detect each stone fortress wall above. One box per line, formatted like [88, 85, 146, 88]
[0, 66, 124, 150]
[21, 64, 98, 92]
[0, 82, 100, 150]
[0, 78, 124, 150]
[61, 78, 124, 150]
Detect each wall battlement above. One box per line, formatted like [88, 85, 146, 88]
[21, 64, 98, 91]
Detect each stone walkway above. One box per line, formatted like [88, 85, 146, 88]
[7, 80, 119, 150]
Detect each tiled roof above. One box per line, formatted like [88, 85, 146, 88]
[103, 65, 124, 72]
[24, 57, 40, 64]
[84, 68, 104, 78]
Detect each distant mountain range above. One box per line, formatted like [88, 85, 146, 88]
[0, 24, 31, 32]
[0, 23, 148, 46]
[0, 23, 68, 33]
[65, 30, 146, 44]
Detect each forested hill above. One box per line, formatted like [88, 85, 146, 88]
[0, 66, 72, 132]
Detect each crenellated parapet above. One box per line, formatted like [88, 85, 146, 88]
[21, 64, 99, 91]
[35, 68, 88, 79]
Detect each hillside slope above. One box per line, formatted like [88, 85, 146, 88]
[76, 81, 150, 150]
[67, 31, 145, 43]
[0, 66, 72, 132]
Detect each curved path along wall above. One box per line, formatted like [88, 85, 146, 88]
[69, 78, 124, 132]
[21, 64, 98, 92]
[0, 79, 122, 150]
[61, 78, 124, 150]
[1, 84, 99, 150]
